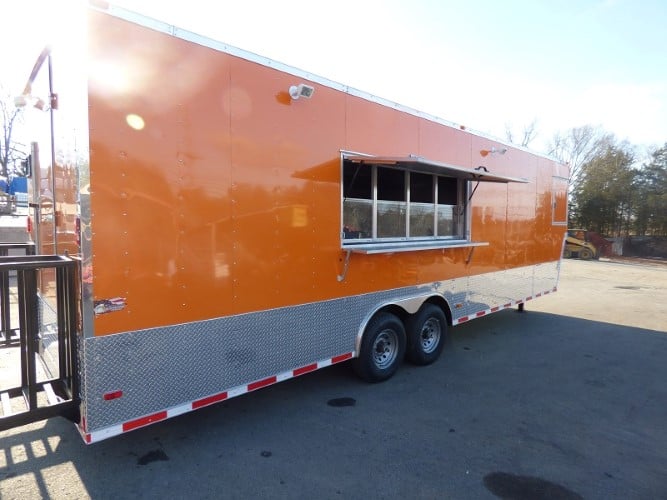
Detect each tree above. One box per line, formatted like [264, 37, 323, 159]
[0, 85, 24, 179]
[547, 125, 615, 187]
[634, 143, 667, 236]
[505, 119, 538, 148]
[571, 143, 636, 236]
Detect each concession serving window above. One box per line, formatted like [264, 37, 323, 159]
[341, 153, 528, 254]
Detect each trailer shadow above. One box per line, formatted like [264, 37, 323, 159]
[1, 310, 666, 499]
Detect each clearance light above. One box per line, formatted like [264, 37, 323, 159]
[103, 390, 123, 401]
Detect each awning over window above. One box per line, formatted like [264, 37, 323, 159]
[343, 154, 529, 184]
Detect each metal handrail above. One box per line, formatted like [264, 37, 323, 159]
[0, 254, 73, 270]
[0, 242, 36, 256]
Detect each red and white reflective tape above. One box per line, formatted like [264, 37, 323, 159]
[79, 351, 354, 444]
[452, 287, 557, 326]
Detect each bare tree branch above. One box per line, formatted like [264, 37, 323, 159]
[505, 119, 538, 148]
[504, 123, 515, 145]
[547, 125, 615, 186]
[0, 85, 24, 178]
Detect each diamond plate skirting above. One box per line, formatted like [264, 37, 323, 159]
[80, 261, 559, 432]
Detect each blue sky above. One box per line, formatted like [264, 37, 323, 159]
[3, 0, 667, 154]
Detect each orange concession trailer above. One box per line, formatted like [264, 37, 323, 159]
[0, 2, 569, 443]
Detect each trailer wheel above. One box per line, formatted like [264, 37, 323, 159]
[406, 304, 447, 365]
[353, 312, 406, 383]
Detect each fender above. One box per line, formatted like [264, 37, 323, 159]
[354, 292, 451, 354]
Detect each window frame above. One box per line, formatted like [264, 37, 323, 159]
[342, 156, 471, 250]
[340, 152, 528, 254]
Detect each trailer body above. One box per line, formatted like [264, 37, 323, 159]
[1, 3, 568, 443]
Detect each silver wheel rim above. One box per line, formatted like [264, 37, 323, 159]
[372, 329, 399, 369]
[420, 318, 441, 354]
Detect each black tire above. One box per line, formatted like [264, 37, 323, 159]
[405, 303, 448, 365]
[579, 248, 593, 260]
[563, 249, 572, 259]
[353, 312, 406, 383]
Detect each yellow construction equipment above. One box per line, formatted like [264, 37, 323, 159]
[564, 229, 599, 260]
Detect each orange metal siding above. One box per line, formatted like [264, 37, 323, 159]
[89, 11, 234, 334]
[87, 10, 566, 337]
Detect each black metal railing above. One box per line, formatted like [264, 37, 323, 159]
[0, 248, 80, 430]
[1, 243, 35, 346]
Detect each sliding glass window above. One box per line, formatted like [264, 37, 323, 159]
[342, 159, 466, 244]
